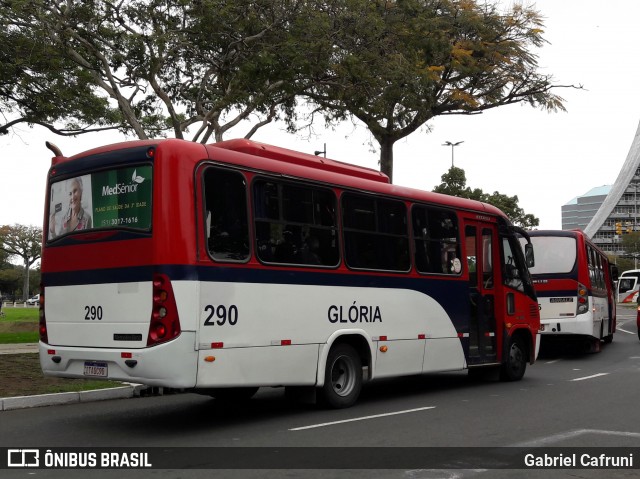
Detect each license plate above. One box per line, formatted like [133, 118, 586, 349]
[84, 361, 108, 377]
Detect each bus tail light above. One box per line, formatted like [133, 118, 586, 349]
[147, 274, 181, 346]
[38, 287, 48, 344]
[576, 283, 589, 315]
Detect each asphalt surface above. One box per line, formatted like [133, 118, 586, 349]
[2, 303, 637, 411]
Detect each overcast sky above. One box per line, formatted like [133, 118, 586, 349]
[2, 0, 639, 230]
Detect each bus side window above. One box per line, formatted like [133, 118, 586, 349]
[253, 179, 339, 267]
[412, 205, 460, 275]
[342, 194, 410, 272]
[203, 168, 250, 262]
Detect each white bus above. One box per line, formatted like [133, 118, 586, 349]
[617, 269, 640, 303]
[526, 230, 617, 348]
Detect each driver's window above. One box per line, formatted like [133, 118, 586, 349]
[502, 237, 524, 292]
[482, 228, 493, 289]
[465, 225, 477, 287]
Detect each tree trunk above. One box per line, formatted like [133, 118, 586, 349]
[378, 136, 395, 183]
[22, 257, 30, 300]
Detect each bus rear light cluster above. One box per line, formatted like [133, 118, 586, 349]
[147, 274, 181, 346]
[576, 283, 589, 315]
[38, 287, 48, 344]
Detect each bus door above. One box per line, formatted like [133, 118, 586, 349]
[465, 223, 498, 364]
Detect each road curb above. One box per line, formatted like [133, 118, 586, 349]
[0, 384, 147, 411]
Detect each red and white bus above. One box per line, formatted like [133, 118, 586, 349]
[525, 230, 618, 348]
[617, 269, 640, 303]
[39, 138, 540, 408]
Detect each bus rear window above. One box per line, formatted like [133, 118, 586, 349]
[48, 165, 152, 240]
[527, 236, 577, 275]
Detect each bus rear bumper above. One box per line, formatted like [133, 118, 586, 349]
[38, 332, 198, 389]
[540, 315, 597, 338]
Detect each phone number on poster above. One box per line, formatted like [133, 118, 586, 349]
[101, 217, 139, 226]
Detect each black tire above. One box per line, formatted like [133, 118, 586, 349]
[209, 387, 259, 401]
[604, 334, 613, 344]
[500, 336, 527, 382]
[320, 344, 362, 408]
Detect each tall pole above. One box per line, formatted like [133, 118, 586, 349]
[314, 143, 327, 158]
[442, 141, 464, 167]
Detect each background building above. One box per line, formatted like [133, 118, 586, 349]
[562, 185, 611, 232]
[582, 120, 640, 255]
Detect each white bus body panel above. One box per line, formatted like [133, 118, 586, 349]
[43, 280, 199, 348]
[195, 282, 465, 387]
[196, 345, 320, 387]
[423, 338, 466, 373]
[40, 279, 467, 388]
[39, 333, 198, 388]
[538, 296, 607, 338]
[40, 280, 200, 387]
[45, 282, 153, 348]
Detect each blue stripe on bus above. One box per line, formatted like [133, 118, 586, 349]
[42, 265, 472, 331]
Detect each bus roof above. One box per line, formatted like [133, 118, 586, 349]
[49, 138, 510, 221]
[212, 138, 390, 184]
[207, 139, 507, 220]
[528, 230, 584, 238]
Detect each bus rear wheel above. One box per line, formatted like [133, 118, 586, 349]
[500, 336, 527, 382]
[320, 344, 362, 408]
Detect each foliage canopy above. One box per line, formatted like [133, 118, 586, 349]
[1, 0, 314, 141]
[305, 0, 571, 180]
[1, 0, 572, 182]
[0, 224, 42, 299]
[433, 166, 539, 228]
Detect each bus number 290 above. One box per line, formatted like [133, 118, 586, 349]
[84, 305, 103, 320]
[204, 304, 239, 326]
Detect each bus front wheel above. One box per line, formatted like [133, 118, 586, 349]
[320, 344, 362, 408]
[500, 336, 527, 382]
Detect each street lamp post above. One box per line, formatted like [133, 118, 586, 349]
[314, 143, 327, 158]
[442, 141, 464, 167]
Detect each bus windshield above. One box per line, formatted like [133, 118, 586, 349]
[526, 236, 577, 275]
[47, 165, 153, 241]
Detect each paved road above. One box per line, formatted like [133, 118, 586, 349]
[1, 309, 639, 478]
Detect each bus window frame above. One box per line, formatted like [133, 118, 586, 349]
[200, 165, 252, 264]
[251, 175, 341, 269]
[410, 203, 462, 277]
[341, 191, 411, 274]
[46, 160, 155, 245]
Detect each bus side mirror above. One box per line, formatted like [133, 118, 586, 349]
[525, 243, 535, 268]
[610, 265, 619, 282]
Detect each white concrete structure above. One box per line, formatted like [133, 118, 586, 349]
[583, 120, 640, 254]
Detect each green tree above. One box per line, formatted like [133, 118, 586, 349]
[0, 267, 22, 299]
[0, 224, 42, 300]
[609, 255, 634, 274]
[0, 0, 313, 141]
[306, 0, 572, 181]
[0, 1, 123, 136]
[433, 166, 539, 228]
[621, 231, 640, 264]
[432, 166, 468, 197]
